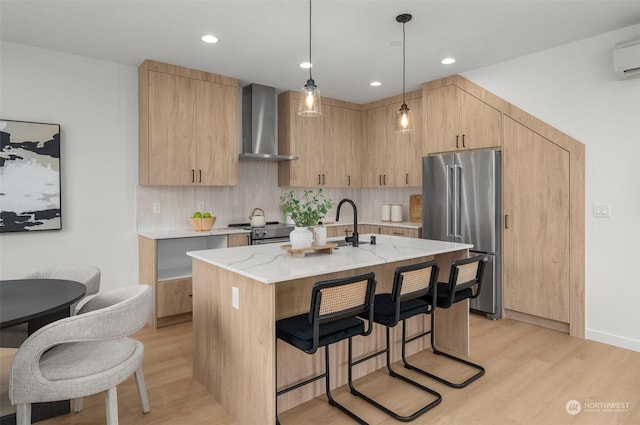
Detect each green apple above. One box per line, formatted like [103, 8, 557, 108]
[193, 212, 202, 218]
[203, 212, 212, 218]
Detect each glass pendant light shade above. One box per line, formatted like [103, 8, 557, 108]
[298, 0, 321, 117]
[395, 102, 414, 133]
[298, 78, 322, 116]
[395, 13, 413, 134]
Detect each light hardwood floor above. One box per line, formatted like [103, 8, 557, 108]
[32, 315, 639, 425]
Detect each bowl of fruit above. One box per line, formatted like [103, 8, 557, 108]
[189, 211, 216, 231]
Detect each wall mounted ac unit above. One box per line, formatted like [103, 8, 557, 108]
[613, 39, 640, 79]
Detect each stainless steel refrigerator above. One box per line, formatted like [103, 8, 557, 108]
[422, 150, 501, 319]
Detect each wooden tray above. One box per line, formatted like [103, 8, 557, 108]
[281, 243, 338, 258]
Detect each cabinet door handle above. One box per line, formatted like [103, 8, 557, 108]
[198, 169, 202, 183]
[456, 135, 459, 148]
[505, 214, 509, 229]
[322, 174, 325, 185]
[462, 134, 466, 148]
[348, 175, 351, 186]
[392, 232, 404, 235]
[318, 174, 321, 185]
[189, 293, 193, 297]
[383, 174, 387, 185]
[406, 173, 409, 185]
[191, 169, 195, 183]
[379, 175, 383, 186]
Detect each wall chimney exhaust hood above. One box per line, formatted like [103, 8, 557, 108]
[239, 83, 298, 161]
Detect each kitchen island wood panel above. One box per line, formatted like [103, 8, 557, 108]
[189, 236, 471, 424]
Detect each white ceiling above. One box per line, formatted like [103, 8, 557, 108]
[2, 0, 640, 104]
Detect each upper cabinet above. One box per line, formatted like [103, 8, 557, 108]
[139, 60, 238, 186]
[278, 91, 361, 188]
[361, 91, 423, 187]
[425, 85, 502, 154]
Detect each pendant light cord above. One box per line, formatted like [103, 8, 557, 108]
[402, 20, 406, 105]
[308, 0, 313, 81]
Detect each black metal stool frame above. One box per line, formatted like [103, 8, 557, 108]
[401, 255, 488, 389]
[347, 261, 443, 422]
[275, 272, 377, 425]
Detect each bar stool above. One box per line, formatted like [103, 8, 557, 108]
[402, 255, 488, 388]
[275, 272, 376, 425]
[348, 260, 442, 422]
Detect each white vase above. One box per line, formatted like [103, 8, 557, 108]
[290, 226, 313, 250]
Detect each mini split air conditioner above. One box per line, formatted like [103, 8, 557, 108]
[613, 39, 640, 79]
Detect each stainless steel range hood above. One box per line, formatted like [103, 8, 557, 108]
[239, 83, 298, 161]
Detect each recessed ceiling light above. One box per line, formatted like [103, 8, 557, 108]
[201, 35, 219, 44]
[370, 81, 382, 87]
[300, 62, 312, 69]
[441, 57, 456, 65]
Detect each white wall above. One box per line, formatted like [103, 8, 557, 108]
[0, 42, 139, 291]
[463, 24, 640, 351]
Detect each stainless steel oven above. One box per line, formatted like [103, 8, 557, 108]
[228, 222, 294, 245]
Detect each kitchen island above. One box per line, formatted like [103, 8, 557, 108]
[187, 235, 472, 425]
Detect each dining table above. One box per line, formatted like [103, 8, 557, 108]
[0, 278, 86, 425]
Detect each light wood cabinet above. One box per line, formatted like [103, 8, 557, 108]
[361, 92, 423, 187]
[423, 75, 584, 336]
[330, 224, 421, 239]
[502, 117, 570, 323]
[138, 234, 228, 328]
[227, 233, 250, 247]
[278, 92, 361, 187]
[425, 85, 502, 154]
[139, 60, 238, 186]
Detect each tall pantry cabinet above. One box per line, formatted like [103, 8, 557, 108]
[138, 60, 238, 186]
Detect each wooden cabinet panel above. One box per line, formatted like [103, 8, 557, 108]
[147, 71, 197, 185]
[361, 93, 423, 187]
[278, 92, 361, 187]
[227, 233, 250, 247]
[503, 117, 570, 323]
[426, 85, 501, 154]
[196, 80, 238, 185]
[379, 226, 421, 238]
[157, 278, 193, 318]
[139, 60, 238, 186]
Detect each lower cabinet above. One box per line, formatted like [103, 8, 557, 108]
[139, 233, 246, 328]
[328, 224, 421, 239]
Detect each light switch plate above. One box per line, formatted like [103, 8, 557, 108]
[593, 203, 611, 218]
[197, 201, 205, 212]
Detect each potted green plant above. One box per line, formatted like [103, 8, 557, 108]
[280, 188, 333, 249]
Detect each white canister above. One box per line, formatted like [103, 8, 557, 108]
[381, 204, 391, 222]
[314, 225, 327, 246]
[391, 204, 403, 222]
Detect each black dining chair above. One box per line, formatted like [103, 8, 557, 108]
[275, 272, 376, 425]
[348, 260, 442, 422]
[402, 255, 488, 388]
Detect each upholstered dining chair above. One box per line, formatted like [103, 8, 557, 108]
[9, 285, 152, 425]
[1, 265, 102, 348]
[23, 264, 101, 314]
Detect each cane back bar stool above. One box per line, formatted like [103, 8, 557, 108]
[275, 272, 376, 425]
[403, 255, 488, 389]
[348, 260, 442, 422]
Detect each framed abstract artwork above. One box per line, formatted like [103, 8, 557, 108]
[0, 119, 62, 233]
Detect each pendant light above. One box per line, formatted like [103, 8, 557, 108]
[395, 13, 414, 134]
[298, 0, 322, 116]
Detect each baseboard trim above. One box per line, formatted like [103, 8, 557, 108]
[586, 329, 640, 352]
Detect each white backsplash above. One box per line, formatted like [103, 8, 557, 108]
[136, 161, 420, 232]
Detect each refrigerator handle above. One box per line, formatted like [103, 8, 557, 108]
[455, 164, 462, 239]
[446, 165, 452, 239]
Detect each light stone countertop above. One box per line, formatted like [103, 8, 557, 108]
[187, 234, 472, 284]
[138, 227, 250, 240]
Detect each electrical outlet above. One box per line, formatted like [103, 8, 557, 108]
[153, 202, 161, 213]
[232, 287, 239, 310]
[198, 201, 205, 212]
[593, 203, 611, 218]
